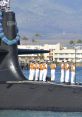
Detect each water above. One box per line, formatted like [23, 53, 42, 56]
[1, 66, 82, 117]
[23, 66, 82, 82]
[0, 110, 82, 117]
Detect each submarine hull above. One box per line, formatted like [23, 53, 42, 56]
[0, 81, 82, 112]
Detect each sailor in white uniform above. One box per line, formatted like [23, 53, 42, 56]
[71, 63, 75, 84]
[50, 61, 56, 82]
[39, 61, 44, 81]
[28, 61, 35, 81]
[43, 61, 47, 82]
[65, 61, 70, 84]
[35, 61, 39, 81]
[60, 61, 65, 83]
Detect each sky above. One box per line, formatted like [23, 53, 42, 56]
[11, 0, 82, 42]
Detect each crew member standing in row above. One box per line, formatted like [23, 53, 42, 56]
[65, 61, 70, 84]
[35, 61, 39, 81]
[43, 61, 47, 81]
[60, 61, 65, 83]
[29, 61, 35, 81]
[71, 63, 75, 84]
[50, 61, 56, 82]
[39, 61, 44, 81]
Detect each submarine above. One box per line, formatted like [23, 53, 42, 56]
[1, 0, 82, 112]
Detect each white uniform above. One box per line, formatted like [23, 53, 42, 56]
[39, 63, 44, 81]
[50, 63, 56, 81]
[71, 64, 75, 84]
[65, 63, 70, 83]
[35, 63, 39, 81]
[43, 63, 47, 81]
[60, 63, 65, 83]
[65, 69, 70, 83]
[29, 69, 35, 81]
[29, 62, 35, 81]
[51, 69, 55, 81]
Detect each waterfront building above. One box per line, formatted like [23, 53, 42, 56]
[54, 48, 82, 63]
[18, 43, 82, 64]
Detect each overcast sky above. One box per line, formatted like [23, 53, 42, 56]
[11, 0, 82, 40]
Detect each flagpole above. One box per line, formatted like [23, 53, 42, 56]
[75, 47, 76, 84]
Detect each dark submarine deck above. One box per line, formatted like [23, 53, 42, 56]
[0, 81, 82, 111]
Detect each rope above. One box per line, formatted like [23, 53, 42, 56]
[0, 11, 19, 45]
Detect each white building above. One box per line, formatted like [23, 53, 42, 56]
[18, 43, 82, 63]
[54, 49, 82, 62]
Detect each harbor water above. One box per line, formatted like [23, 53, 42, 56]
[0, 110, 82, 117]
[1, 66, 82, 117]
[23, 66, 82, 83]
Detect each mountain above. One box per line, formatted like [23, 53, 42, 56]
[11, 0, 82, 42]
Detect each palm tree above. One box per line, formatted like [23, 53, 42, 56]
[33, 33, 41, 44]
[69, 40, 75, 45]
[76, 39, 82, 44]
[22, 36, 29, 44]
[34, 33, 41, 37]
[22, 36, 29, 41]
